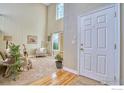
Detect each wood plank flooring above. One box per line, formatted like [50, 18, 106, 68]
[31, 70, 101, 85]
[31, 70, 77, 85]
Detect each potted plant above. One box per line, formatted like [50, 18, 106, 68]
[55, 53, 63, 69]
[9, 44, 21, 80]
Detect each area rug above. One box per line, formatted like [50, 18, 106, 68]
[0, 56, 57, 85]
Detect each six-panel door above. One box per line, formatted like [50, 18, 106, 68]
[79, 7, 115, 84]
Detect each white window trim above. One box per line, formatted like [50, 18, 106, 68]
[52, 32, 60, 52]
[56, 3, 64, 20]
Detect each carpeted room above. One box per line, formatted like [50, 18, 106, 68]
[0, 3, 64, 85]
[0, 3, 52, 84]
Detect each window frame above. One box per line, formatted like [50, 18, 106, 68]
[52, 32, 60, 51]
[56, 3, 64, 20]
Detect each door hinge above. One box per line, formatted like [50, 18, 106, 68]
[114, 12, 117, 17]
[114, 44, 116, 49]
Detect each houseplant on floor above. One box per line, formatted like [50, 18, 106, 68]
[55, 53, 63, 69]
[9, 43, 21, 80]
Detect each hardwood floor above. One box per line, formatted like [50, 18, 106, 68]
[31, 70, 77, 85]
[31, 70, 101, 85]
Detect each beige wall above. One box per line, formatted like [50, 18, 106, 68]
[47, 3, 64, 35]
[0, 4, 47, 54]
[64, 3, 124, 84]
[47, 4, 64, 54]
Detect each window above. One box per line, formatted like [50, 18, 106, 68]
[52, 33, 59, 50]
[56, 3, 64, 20]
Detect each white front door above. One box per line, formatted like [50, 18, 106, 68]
[79, 7, 116, 84]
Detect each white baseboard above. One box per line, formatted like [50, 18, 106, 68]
[63, 67, 78, 75]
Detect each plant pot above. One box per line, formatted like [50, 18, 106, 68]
[55, 61, 63, 69]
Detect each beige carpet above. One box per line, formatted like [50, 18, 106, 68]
[0, 56, 57, 85]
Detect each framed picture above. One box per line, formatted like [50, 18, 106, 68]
[27, 35, 37, 44]
[3, 35, 12, 41]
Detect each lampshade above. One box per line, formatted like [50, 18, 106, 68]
[3, 35, 12, 41]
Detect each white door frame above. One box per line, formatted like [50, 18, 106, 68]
[77, 4, 120, 85]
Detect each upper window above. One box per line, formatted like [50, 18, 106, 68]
[56, 3, 64, 20]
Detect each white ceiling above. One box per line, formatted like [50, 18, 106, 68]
[43, 3, 50, 6]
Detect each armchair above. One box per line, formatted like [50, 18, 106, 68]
[35, 48, 47, 57]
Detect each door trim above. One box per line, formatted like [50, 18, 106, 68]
[77, 4, 120, 85]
